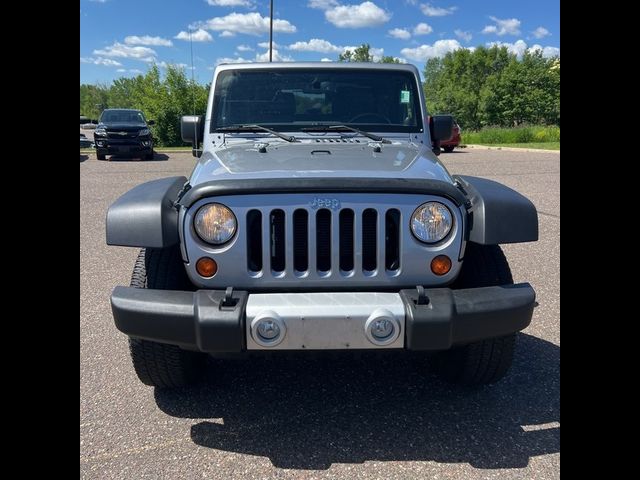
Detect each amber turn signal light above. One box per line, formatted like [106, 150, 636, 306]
[430, 255, 451, 276]
[196, 257, 218, 277]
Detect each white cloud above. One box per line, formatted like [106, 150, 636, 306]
[214, 48, 294, 65]
[206, 0, 252, 6]
[420, 3, 457, 16]
[482, 16, 521, 36]
[80, 56, 123, 67]
[413, 22, 433, 35]
[116, 68, 125, 72]
[89, 0, 108, 3]
[116, 68, 143, 74]
[219, 31, 236, 37]
[93, 42, 157, 62]
[389, 28, 411, 40]
[325, 1, 391, 28]
[236, 44, 254, 51]
[320, 57, 332, 62]
[194, 12, 296, 36]
[400, 39, 463, 61]
[124, 35, 173, 47]
[454, 29, 471, 42]
[308, 0, 338, 9]
[532, 26, 550, 39]
[288, 38, 343, 53]
[258, 41, 281, 49]
[175, 29, 213, 42]
[255, 48, 294, 62]
[488, 40, 560, 58]
[214, 56, 252, 65]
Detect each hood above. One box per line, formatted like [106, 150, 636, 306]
[190, 140, 454, 185]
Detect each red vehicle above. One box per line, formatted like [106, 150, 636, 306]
[440, 120, 461, 152]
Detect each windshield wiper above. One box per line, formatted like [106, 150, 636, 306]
[301, 124, 391, 144]
[215, 124, 297, 143]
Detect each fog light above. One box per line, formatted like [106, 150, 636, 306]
[365, 308, 400, 346]
[431, 255, 451, 275]
[196, 257, 218, 277]
[251, 311, 286, 347]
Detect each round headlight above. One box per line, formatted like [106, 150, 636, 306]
[411, 202, 453, 243]
[194, 203, 237, 245]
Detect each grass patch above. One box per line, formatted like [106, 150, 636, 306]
[470, 142, 560, 150]
[463, 125, 560, 144]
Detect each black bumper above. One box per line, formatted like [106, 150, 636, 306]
[111, 283, 535, 352]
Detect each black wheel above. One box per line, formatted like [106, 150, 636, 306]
[128, 247, 205, 388]
[442, 145, 455, 153]
[96, 152, 106, 160]
[430, 243, 517, 385]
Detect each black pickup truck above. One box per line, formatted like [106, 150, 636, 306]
[93, 109, 155, 160]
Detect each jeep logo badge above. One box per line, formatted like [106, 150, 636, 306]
[309, 198, 340, 210]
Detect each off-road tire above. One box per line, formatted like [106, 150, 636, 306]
[442, 145, 455, 153]
[128, 247, 205, 388]
[431, 243, 517, 385]
[96, 152, 106, 160]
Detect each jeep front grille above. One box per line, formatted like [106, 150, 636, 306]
[245, 206, 401, 276]
[183, 193, 464, 290]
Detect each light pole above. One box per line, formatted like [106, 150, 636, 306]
[269, 0, 273, 62]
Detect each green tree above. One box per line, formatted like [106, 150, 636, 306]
[423, 46, 559, 129]
[378, 55, 401, 63]
[338, 44, 374, 62]
[80, 64, 210, 146]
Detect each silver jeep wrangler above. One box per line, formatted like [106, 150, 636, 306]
[107, 63, 538, 388]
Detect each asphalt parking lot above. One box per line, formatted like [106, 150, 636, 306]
[80, 148, 560, 479]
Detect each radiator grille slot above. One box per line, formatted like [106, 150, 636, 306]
[246, 210, 262, 272]
[316, 209, 332, 272]
[385, 209, 401, 271]
[339, 209, 355, 272]
[362, 208, 378, 272]
[293, 209, 308, 272]
[270, 209, 285, 272]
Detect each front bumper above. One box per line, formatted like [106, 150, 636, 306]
[95, 137, 152, 155]
[111, 283, 535, 352]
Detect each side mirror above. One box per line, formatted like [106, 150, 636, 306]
[429, 115, 454, 156]
[430, 115, 454, 141]
[181, 115, 204, 157]
[147, 120, 155, 126]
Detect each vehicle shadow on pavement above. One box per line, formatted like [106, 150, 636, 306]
[106, 153, 169, 162]
[80, 154, 89, 163]
[154, 333, 559, 470]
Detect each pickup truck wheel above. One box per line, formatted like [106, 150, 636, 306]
[128, 247, 205, 388]
[442, 145, 455, 153]
[96, 153, 106, 160]
[430, 243, 517, 385]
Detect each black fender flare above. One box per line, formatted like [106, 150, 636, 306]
[455, 175, 538, 245]
[106, 176, 187, 248]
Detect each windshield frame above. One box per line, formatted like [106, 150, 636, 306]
[209, 67, 425, 134]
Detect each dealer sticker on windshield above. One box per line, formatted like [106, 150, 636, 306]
[400, 90, 411, 103]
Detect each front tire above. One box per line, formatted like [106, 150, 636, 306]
[128, 247, 205, 388]
[442, 145, 455, 153]
[430, 243, 517, 385]
[96, 152, 106, 160]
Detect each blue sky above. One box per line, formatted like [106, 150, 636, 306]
[80, 0, 559, 85]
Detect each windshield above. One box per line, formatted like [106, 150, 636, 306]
[100, 110, 146, 124]
[211, 68, 423, 133]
